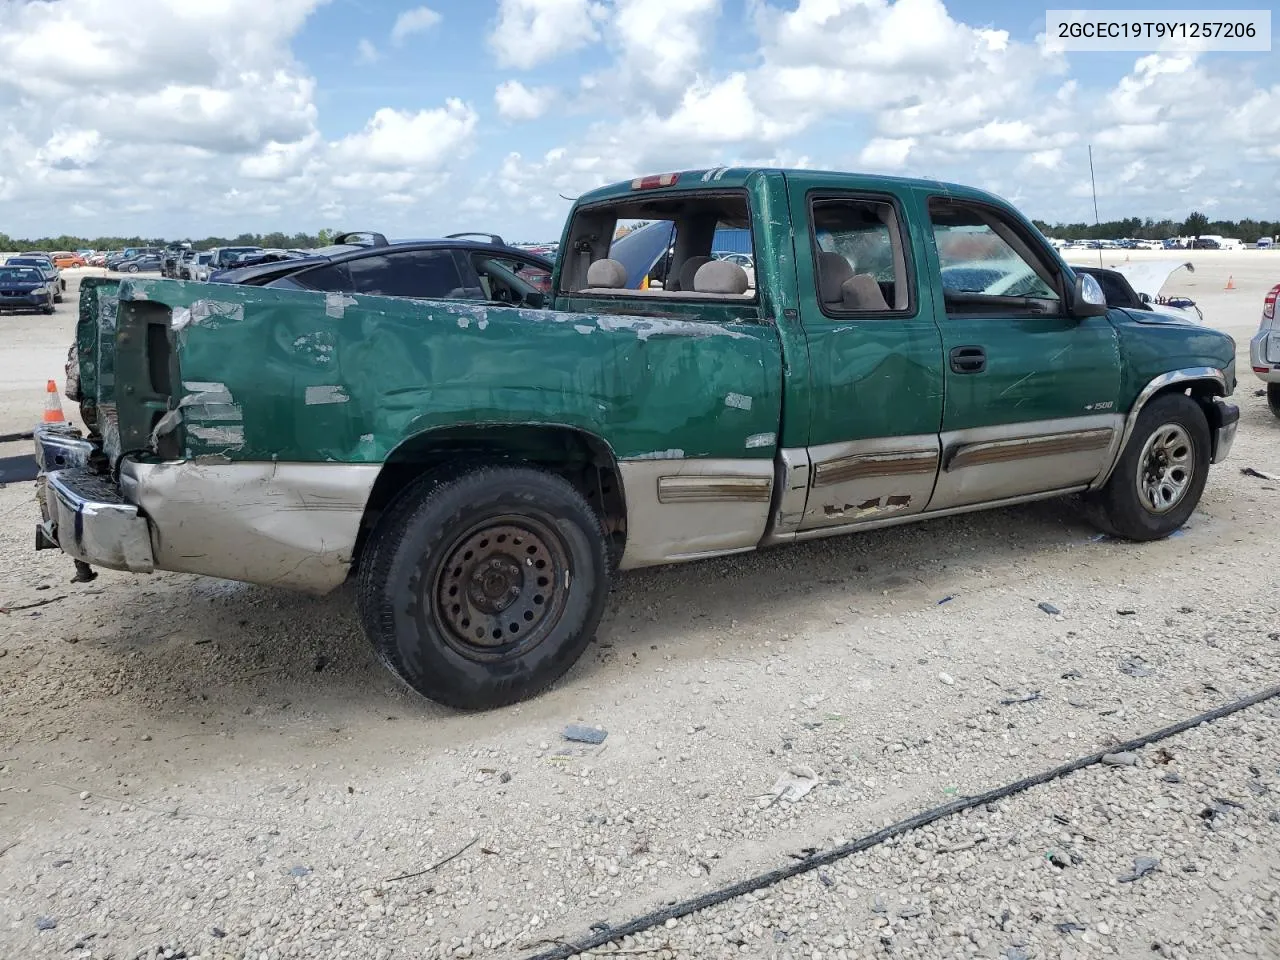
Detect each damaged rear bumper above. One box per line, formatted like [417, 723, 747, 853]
[38, 467, 156, 573]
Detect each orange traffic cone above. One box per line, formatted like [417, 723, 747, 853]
[1225, 275, 1236, 290]
[43, 379, 66, 424]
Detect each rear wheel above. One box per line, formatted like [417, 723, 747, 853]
[357, 465, 610, 710]
[1268, 384, 1280, 419]
[1085, 392, 1210, 540]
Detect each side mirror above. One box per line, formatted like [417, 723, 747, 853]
[523, 291, 546, 309]
[1070, 273, 1109, 318]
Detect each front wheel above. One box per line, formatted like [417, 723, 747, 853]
[127, 264, 140, 273]
[1086, 392, 1210, 541]
[1268, 384, 1280, 419]
[357, 465, 610, 710]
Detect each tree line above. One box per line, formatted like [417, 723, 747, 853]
[0, 230, 343, 253]
[1031, 212, 1277, 242]
[2, 210, 1277, 253]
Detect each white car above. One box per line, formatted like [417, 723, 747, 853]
[1250, 282, 1280, 417]
[188, 251, 214, 281]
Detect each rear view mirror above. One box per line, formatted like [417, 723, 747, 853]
[1071, 273, 1109, 318]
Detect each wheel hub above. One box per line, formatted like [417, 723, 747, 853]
[1136, 423, 1193, 514]
[433, 519, 568, 655]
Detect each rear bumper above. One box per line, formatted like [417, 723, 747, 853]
[1250, 329, 1280, 383]
[1210, 397, 1239, 465]
[39, 467, 155, 573]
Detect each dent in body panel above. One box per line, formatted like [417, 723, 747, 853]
[929, 415, 1121, 511]
[800, 435, 941, 530]
[617, 458, 775, 569]
[124, 460, 380, 594]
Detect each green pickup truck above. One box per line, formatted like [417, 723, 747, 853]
[34, 167, 1239, 709]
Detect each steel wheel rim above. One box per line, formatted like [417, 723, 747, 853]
[430, 514, 571, 662]
[1135, 422, 1194, 514]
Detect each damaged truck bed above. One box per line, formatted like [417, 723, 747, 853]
[34, 167, 1240, 709]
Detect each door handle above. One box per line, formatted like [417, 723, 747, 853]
[949, 345, 987, 374]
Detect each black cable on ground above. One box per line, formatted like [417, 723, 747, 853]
[0, 431, 34, 444]
[523, 682, 1280, 960]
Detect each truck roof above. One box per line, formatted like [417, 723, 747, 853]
[575, 167, 988, 206]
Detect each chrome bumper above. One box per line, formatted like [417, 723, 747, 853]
[1211, 397, 1239, 465]
[38, 468, 155, 573]
[33, 425, 154, 573]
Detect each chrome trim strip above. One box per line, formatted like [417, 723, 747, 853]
[946, 429, 1114, 472]
[763, 485, 1090, 546]
[1211, 397, 1239, 464]
[657, 475, 773, 503]
[813, 449, 938, 486]
[45, 468, 155, 572]
[1093, 366, 1227, 486]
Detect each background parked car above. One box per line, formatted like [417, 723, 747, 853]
[51, 252, 87, 268]
[187, 251, 215, 281]
[106, 247, 162, 270]
[210, 231, 553, 307]
[115, 253, 163, 273]
[207, 246, 264, 271]
[0, 264, 56, 314]
[162, 243, 192, 278]
[5, 255, 64, 301]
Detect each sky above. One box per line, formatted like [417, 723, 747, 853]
[0, 0, 1276, 242]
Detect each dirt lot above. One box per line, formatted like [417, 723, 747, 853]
[1, 256, 1279, 960]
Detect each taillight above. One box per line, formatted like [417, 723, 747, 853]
[631, 173, 680, 190]
[1264, 283, 1278, 323]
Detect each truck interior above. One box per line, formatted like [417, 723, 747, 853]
[560, 193, 758, 302]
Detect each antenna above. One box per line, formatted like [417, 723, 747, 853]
[1088, 144, 1102, 267]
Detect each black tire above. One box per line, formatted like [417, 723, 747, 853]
[42, 305, 55, 315]
[127, 264, 140, 273]
[1086, 392, 1210, 541]
[1268, 384, 1280, 420]
[357, 465, 610, 710]
[54, 292, 63, 303]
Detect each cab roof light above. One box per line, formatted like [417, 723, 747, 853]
[631, 173, 680, 190]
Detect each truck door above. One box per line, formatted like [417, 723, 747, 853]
[782, 177, 946, 533]
[914, 190, 1123, 510]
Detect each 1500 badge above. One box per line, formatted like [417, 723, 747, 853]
[1084, 401, 1115, 411]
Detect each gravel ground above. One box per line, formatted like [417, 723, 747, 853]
[0, 255, 1278, 960]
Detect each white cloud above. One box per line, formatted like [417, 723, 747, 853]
[859, 137, 916, 169]
[331, 101, 477, 170]
[356, 38, 380, 64]
[609, 0, 721, 97]
[390, 6, 441, 45]
[489, 0, 606, 70]
[494, 80, 554, 121]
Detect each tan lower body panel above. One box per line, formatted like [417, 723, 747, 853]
[930, 415, 1122, 511]
[123, 460, 380, 594]
[617, 457, 775, 569]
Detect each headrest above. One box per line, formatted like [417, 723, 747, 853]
[586, 258, 627, 289]
[842, 274, 890, 312]
[817, 251, 854, 304]
[693, 259, 749, 295]
[676, 256, 711, 292]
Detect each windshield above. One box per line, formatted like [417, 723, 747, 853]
[0, 267, 41, 283]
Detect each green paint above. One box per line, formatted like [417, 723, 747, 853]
[78, 167, 1236, 502]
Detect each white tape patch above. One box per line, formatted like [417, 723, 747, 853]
[725, 392, 753, 411]
[745, 432, 776, 449]
[188, 425, 245, 445]
[325, 292, 357, 318]
[305, 385, 350, 405]
[630, 449, 685, 461]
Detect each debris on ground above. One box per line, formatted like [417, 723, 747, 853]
[562, 724, 608, 745]
[1119, 656, 1155, 677]
[766, 765, 820, 805]
[937, 672, 956, 686]
[34, 917, 56, 931]
[999, 691, 1042, 706]
[1037, 601, 1061, 615]
[1241, 467, 1280, 481]
[1118, 856, 1160, 882]
[1101, 751, 1140, 767]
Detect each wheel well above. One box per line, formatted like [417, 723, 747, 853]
[1151, 379, 1225, 428]
[353, 425, 626, 569]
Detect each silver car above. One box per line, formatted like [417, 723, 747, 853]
[1250, 282, 1280, 417]
[188, 251, 215, 282]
